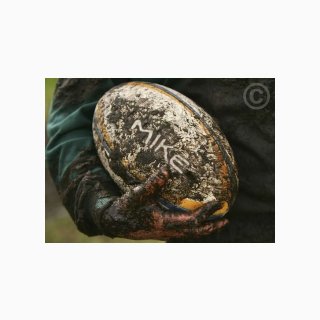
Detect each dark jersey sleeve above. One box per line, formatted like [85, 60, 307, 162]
[163, 78, 275, 242]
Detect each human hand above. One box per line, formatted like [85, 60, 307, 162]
[99, 166, 228, 241]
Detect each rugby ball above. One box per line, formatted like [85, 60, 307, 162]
[93, 82, 238, 217]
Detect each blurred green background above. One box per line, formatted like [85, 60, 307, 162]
[45, 78, 162, 243]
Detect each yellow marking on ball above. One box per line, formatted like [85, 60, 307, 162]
[179, 199, 229, 216]
[213, 201, 229, 216]
[179, 198, 203, 210]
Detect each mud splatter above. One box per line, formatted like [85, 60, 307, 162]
[93, 82, 239, 211]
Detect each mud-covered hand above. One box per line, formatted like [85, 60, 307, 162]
[97, 166, 228, 241]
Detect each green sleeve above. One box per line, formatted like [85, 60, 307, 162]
[46, 79, 128, 235]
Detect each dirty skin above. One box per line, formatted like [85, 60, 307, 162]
[99, 166, 229, 240]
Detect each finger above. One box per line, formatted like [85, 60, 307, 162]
[162, 219, 229, 240]
[181, 218, 229, 237]
[126, 219, 229, 241]
[122, 165, 170, 208]
[189, 200, 222, 222]
[155, 200, 222, 229]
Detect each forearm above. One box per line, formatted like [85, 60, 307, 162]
[46, 79, 122, 235]
[58, 145, 120, 235]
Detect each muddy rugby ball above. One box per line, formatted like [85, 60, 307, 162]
[93, 82, 238, 217]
